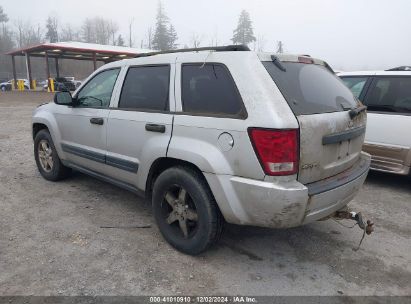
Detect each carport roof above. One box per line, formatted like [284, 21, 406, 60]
[6, 41, 151, 62]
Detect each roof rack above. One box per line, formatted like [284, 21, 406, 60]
[133, 45, 250, 58]
[386, 66, 411, 71]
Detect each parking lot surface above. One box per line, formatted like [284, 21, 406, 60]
[0, 92, 410, 296]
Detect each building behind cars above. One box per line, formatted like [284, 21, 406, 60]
[339, 67, 411, 176]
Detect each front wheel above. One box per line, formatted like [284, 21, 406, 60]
[152, 167, 223, 255]
[34, 129, 71, 181]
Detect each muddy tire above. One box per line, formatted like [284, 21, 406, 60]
[152, 166, 223, 255]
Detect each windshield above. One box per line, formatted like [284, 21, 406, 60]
[263, 61, 358, 115]
[340, 77, 369, 99]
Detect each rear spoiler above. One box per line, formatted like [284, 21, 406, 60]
[261, 53, 335, 73]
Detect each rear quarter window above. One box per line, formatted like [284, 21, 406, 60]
[363, 76, 411, 114]
[181, 63, 246, 118]
[263, 61, 358, 115]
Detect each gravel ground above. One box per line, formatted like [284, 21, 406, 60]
[0, 92, 410, 296]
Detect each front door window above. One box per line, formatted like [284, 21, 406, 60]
[76, 69, 120, 108]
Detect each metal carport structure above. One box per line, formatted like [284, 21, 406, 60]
[6, 41, 151, 90]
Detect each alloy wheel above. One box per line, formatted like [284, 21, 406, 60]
[38, 139, 54, 172]
[162, 185, 199, 238]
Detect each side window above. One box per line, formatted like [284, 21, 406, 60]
[118, 65, 170, 111]
[76, 69, 120, 108]
[364, 77, 411, 113]
[341, 77, 368, 99]
[181, 64, 245, 117]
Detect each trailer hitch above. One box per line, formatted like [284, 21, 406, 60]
[333, 210, 374, 251]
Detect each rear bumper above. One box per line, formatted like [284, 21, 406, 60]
[363, 142, 411, 175]
[204, 152, 371, 228]
[303, 155, 370, 224]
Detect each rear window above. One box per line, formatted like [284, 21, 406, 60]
[119, 65, 170, 111]
[263, 61, 358, 115]
[340, 77, 369, 99]
[181, 63, 245, 117]
[363, 77, 411, 114]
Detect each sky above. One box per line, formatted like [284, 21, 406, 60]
[2, 0, 411, 71]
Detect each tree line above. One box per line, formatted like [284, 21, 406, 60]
[1, 3, 286, 52]
[0, 2, 285, 80]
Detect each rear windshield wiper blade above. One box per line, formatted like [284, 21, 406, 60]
[271, 55, 286, 72]
[349, 105, 367, 119]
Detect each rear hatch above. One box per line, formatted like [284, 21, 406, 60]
[262, 55, 367, 184]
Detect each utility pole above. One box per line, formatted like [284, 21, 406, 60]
[128, 18, 134, 47]
[276, 41, 284, 54]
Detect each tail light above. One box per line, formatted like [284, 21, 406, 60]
[248, 128, 299, 176]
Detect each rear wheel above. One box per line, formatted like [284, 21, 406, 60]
[34, 129, 71, 181]
[152, 166, 223, 255]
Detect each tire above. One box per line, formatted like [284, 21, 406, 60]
[34, 129, 71, 181]
[152, 166, 223, 255]
[1, 86, 6, 91]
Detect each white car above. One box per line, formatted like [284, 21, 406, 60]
[339, 67, 411, 175]
[0, 79, 30, 91]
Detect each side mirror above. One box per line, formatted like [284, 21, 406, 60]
[54, 91, 73, 106]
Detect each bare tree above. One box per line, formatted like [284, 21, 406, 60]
[94, 17, 107, 44]
[109, 20, 118, 45]
[60, 24, 80, 42]
[81, 18, 94, 43]
[190, 33, 203, 48]
[209, 28, 219, 47]
[146, 26, 153, 49]
[81, 17, 118, 45]
[256, 34, 266, 52]
[14, 19, 25, 48]
[13, 19, 42, 47]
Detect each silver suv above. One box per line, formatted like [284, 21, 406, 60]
[32, 46, 370, 255]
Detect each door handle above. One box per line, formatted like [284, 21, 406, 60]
[145, 123, 166, 133]
[90, 117, 104, 125]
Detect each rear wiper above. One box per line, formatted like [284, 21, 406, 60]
[271, 55, 286, 72]
[349, 105, 367, 119]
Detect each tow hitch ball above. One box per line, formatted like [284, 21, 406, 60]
[334, 210, 374, 235]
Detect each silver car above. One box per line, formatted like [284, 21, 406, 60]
[32, 46, 370, 254]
